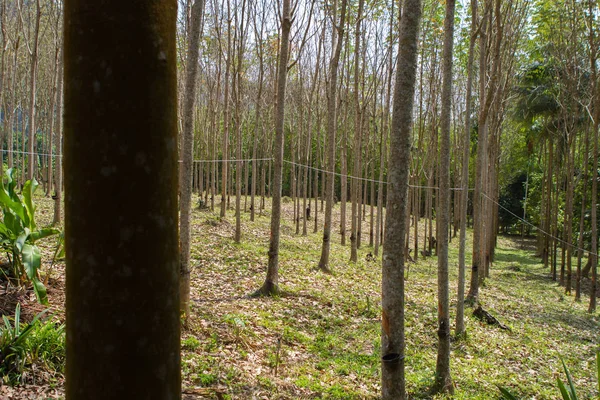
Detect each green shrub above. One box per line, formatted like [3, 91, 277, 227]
[182, 336, 201, 351]
[499, 352, 600, 400]
[0, 304, 65, 385]
[26, 319, 65, 372]
[0, 169, 60, 304]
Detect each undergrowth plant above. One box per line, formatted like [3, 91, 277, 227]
[0, 304, 65, 385]
[0, 169, 60, 304]
[499, 352, 600, 400]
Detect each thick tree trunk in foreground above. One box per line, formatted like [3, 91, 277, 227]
[433, 0, 455, 394]
[381, 0, 421, 398]
[180, 0, 205, 318]
[64, 1, 180, 399]
[256, 0, 292, 296]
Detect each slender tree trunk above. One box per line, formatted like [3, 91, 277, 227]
[234, 0, 246, 243]
[456, 0, 477, 336]
[586, 0, 599, 312]
[46, 42, 60, 197]
[179, 0, 204, 319]
[467, 6, 488, 303]
[220, 2, 232, 218]
[375, 7, 394, 257]
[256, 0, 292, 296]
[317, 0, 347, 272]
[313, 133, 319, 233]
[251, 24, 264, 221]
[303, 33, 321, 236]
[64, 1, 180, 398]
[381, 1, 421, 398]
[369, 155, 375, 247]
[350, 0, 365, 262]
[27, 0, 41, 181]
[576, 125, 590, 301]
[52, 47, 64, 225]
[433, 0, 455, 393]
[564, 138, 575, 294]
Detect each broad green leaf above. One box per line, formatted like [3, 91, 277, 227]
[30, 227, 60, 242]
[0, 186, 27, 224]
[31, 277, 48, 305]
[4, 211, 22, 235]
[22, 179, 38, 230]
[498, 386, 520, 400]
[596, 351, 599, 397]
[0, 222, 12, 239]
[2, 168, 19, 202]
[21, 243, 41, 280]
[14, 228, 30, 253]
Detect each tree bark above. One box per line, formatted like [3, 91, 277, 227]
[27, 0, 41, 181]
[234, 0, 247, 243]
[375, 4, 394, 257]
[64, 1, 180, 398]
[433, 0, 455, 394]
[381, 1, 422, 398]
[180, 0, 205, 319]
[256, 0, 292, 296]
[456, 0, 477, 336]
[220, 1, 232, 218]
[317, 0, 347, 272]
[350, 0, 365, 263]
[53, 46, 64, 225]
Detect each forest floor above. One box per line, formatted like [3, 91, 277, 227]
[1, 194, 599, 399]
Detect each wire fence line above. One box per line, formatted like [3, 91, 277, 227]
[3, 149, 596, 257]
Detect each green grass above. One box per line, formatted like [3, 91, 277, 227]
[11, 193, 600, 399]
[183, 195, 599, 399]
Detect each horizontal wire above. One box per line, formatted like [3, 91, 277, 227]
[481, 192, 597, 258]
[1, 149, 61, 158]
[4, 149, 597, 258]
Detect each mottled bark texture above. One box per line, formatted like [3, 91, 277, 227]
[433, 0, 455, 394]
[256, 0, 291, 296]
[64, 2, 181, 399]
[381, 0, 421, 398]
[180, 0, 205, 318]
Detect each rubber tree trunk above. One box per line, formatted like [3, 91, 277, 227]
[350, 0, 364, 263]
[220, 4, 231, 218]
[433, 0, 455, 394]
[27, 0, 41, 181]
[180, 0, 205, 318]
[456, 0, 477, 336]
[318, 0, 347, 272]
[64, 2, 181, 398]
[381, 0, 422, 398]
[467, 8, 488, 304]
[256, 0, 292, 296]
[52, 47, 64, 226]
[375, 5, 394, 258]
[234, 0, 246, 243]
